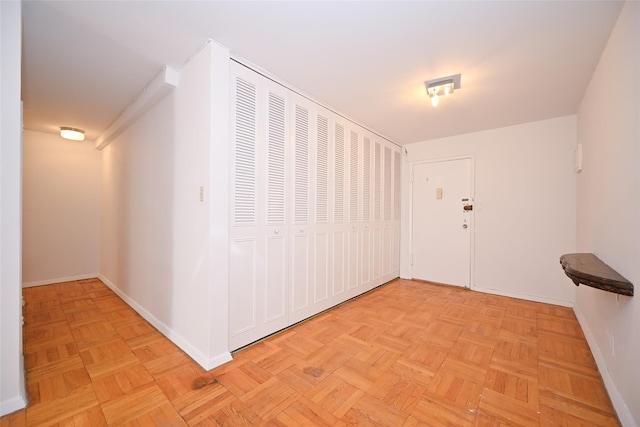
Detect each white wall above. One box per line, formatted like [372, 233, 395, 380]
[100, 82, 176, 338]
[100, 42, 231, 370]
[0, 0, 27, 416]
[22, 130, 101, 286]
[575, 2, 639, 425]
[205, 45, 230, 357]
[402, 116, 577, 306]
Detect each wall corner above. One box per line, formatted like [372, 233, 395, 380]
[208, 42, 232, 362]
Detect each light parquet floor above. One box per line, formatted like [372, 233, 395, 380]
[2, 278, 620, 426]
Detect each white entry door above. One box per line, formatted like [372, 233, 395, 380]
[411, 158, 472, 287]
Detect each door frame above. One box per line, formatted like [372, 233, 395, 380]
[409, 154, 475, 289]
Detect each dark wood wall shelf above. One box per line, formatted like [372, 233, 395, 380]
[560, 253, 633, 297]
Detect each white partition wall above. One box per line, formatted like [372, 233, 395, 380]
[229, 61, 401, 350]
[1, 0, 27, 415]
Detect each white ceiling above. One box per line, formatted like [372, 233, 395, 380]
[22, 1, 623, 145]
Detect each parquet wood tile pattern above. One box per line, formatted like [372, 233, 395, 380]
[2, 278, 620, 426]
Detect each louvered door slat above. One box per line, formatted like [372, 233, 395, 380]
[363, 137, 371, 222]
[374, 142, 381, 221]
[392, 151, 401, 273]
[316, 115, 329, 223]
[234, 77, 257, 225]
[294, 105, 309, 224]
[349, 130, 359, 222]
[394, 150, 401, 221]
[267, 93, 286, 224]
[384, 146, 392, 221]
[334, 123, 345, 223]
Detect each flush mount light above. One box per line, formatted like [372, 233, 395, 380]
[60, 127, 85, 141]
[425, 74, 462, 107]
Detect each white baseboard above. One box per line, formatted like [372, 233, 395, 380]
[22, 274, 98, 288]
[573, 306, 636, 427]
[0, 395, 27, 418]
[98, 275, 232, 371]
[206, 352, 234, 370]
[473, 286, 574, 308]
[398, 278, 574, 308]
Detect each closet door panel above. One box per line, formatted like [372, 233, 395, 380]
[383, 227, 392, 277]
[314, 232, 330, 303]
[265, 234, 287, 323]
[372, 140, 383, 282]
[266, 92, 287, 226]
[392, 149, 402, 274]
[361, 227, 371, 287]
[348, 129, 360, 224]
[373, 229, 382, 281]
[347, 229, 359, 292]
[383, 146, 392, 222]
[361, 135, 373, 288]
[316, 114, 330, 226]
[289, 95, 316, 322]
[229, 238, 257, 336]
[313, 110, 331, 309]
[347, 127, 360, 293]
[392, 225, 400, 275]
[263, 83, 290, 327]
[333, 122, 346, 225]
[231, 75, 258, 228]
[332, 119, 348, 302]
[333, 231, 346, 298]
[393, 149, 402, 225]
[374, 141, 382, 223]
[229, 66, 262, 348]
[383, 145, 393, 277]
[292, 102, 311, 226]
[291, 232, 310, 314]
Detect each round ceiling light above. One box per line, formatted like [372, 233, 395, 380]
[59, 127, 85, 141]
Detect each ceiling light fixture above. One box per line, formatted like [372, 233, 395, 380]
[425, 74, 462, 108]
[60, 127, 85, 141]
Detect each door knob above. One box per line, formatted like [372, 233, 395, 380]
[462, 224, 468, 229]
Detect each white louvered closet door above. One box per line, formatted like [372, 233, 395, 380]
[346, 126, 361, 296]
[263, 79, 290, 336]
[392, 148, 402, 273]
[229, 63, 290, 350]
[290, 94, 342, 322]
[372, 140, 383, 281]
[228, 63, 401, 350]
[312, 107, 333, 313]
[360, 134, 373, 290]
[289, 94, 316, 323]
[382, 145, 393, 276]
[332, 120, 348, 304]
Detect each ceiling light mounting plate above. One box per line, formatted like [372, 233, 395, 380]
[425, 74, 462, 107]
